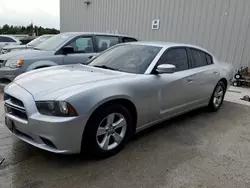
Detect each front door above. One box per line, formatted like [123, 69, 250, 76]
[63, 36, 96, 65]
[155, 47, 198, 117]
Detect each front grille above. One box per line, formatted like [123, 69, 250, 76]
[4, 94, 28, 121]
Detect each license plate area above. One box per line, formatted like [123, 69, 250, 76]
[5, 116, 15, 132]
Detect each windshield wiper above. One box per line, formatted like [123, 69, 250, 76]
[93, 65, 121, 71]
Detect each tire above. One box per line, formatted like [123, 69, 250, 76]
[233, 81, 239, 87]
[208, 81, 226, 112]
[82, 104, 133, 159]
[234, 73, 242, 80]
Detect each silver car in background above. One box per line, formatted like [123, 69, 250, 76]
[0, 32, 138, 87]
[4, 42, 234, 158]
[0, 35, 21, 49]
[0, 35, 54, 54]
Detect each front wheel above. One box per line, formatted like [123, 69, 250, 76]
[208, 81, 226, 111]
[82, 104, 133, 159]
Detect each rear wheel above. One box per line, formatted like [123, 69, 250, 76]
[208, 81, 226, 111]
[82, 104, 133, 159]
[234, 73, 242, 80]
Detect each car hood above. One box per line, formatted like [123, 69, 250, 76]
[3, 44, 28, 50]
[14, 64, 132, 100]
[0, 49, 53, 60]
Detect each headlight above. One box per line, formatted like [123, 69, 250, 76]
[1, 49, 9, 54]
[36, 101, 78, 117]
[5, 60, 24, 68]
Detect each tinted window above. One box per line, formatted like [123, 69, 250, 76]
[191, 49, 207, 68]
[158, 48, 189, 71]
[89, 44, 161, 74]
[7, 37, 16, 42]
[96, 36, 119, 52]
[206, 54, 213, 65]
[123, 37, 137, 43]
[0, 36, 9, 42]
[68, 37, 93, 53]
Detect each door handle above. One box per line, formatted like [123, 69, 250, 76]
[214, 71, 219, 75]
[187, 77, 194, 83]
[89, 55, 93, 59]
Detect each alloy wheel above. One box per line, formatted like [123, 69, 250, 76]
[213, 85, 224, 108]
[96, 113, 127, 151]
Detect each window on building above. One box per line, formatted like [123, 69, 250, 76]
[190, 49, 208, 68]
[68, 37, 93, 53]
[157, 48, 189, 72]
[96, 36, 119, 52]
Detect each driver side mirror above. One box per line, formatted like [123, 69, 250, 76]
[156, 64, 176, 74]
[62, 46, 74, 55]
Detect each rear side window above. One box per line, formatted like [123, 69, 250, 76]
[190, 49, 208, 68]
[206, 54, 213, 65]
[157, 48, 189, 72]
[0, 36, 9, 42]
[122, 37, 137, 43]
[96, 36, 119, 52]
[7, 37, 16, 42]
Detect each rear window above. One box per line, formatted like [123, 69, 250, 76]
[122, 37, 138, 43]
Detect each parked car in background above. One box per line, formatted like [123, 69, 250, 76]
[0, 32, 138, 87]
[4, 42, 234, 158]
[0, 35, 21, 49]
[0, 35, 54, 55]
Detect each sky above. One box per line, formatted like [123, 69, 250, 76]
[0, 0, 59, 29]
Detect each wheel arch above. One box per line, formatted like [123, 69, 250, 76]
[87, 98, 138, 130]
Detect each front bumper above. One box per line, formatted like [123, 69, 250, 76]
[4, 83, 88, 154]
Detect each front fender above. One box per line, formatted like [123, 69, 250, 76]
[26, 61, 58, 71]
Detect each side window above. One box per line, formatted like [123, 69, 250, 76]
[206, 54, 213, 65]
[0, 36, 9, 42]
[7, 37, 16, 42]
[96, 36, 119, 52]
[157, 48, 189, 72]
[122, 37, 137, 43]
[190, 49, 208, 68]
[68, 37, 93, 53]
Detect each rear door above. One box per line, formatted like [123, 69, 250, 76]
[62, 36, 96, 64]
[187, 48, 220, 103]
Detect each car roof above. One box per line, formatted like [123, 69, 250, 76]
[60, 32, 137, 39]
[128, 41, 211, 54]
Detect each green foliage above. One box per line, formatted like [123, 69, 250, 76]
[0, 24, 60, 35]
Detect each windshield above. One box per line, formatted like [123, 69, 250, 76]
[27, 35, 52, 47]
[35, 33, 71, 51]
[88, 44, 162, 74]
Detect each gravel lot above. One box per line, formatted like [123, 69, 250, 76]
[1, 99, 250, 188]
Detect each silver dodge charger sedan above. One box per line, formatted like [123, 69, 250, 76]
[4, 42, 234, 158]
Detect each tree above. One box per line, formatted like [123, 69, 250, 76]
[0, 24, 59, 35]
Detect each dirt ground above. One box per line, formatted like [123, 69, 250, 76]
[1, 99, 250, 188]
